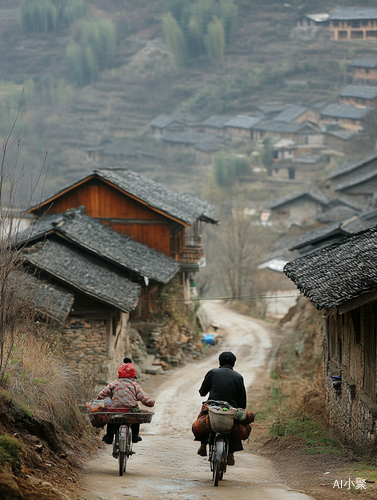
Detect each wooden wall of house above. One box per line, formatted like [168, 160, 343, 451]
[40, 178, 181, 256]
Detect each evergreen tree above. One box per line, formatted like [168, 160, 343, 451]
[205, 18, 225, 65]
[219, 1, 238, 44]
[20, 0, 85, 33]
[162, 13, 187, 68]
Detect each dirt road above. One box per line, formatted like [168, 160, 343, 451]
[81, 302, 315, 500]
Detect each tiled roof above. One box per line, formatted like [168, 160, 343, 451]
[321, 103, 373, 120]
[23, 240, 140, 313]
[350, 57, 377, 69]
[194, 141, 222, 153]
[21, 272, 74, 322]
[290, 215, 373, 250]
[339, 85, 377, 100]
[17, 209, 180, 284]
[303, 13, 329, 23]
[284, 227, 377, 310]
[256, 104, 289, 114]
[162, 132, 202, 145]
[254, 120, 315, 133]
[224, 115, 261, 129]
[334, 169, 377, 192]
[265, 186, 330, 210]
[316, 206, 360, 224]
[294, 154, 324, 164]
[148, 114, 177, 128]
[273, 106, 308, 123]
[201, 116, 233, 128]
[30, 168, 218, 226]
[327, 151, 377, 180]
[329, 7, 377, 20]
[326, 129, 355, 140]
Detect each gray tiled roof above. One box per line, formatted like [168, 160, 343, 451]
[23, 240, 140, 313]
[201, 116, 233, 128]
[327, 151, 377, 180]
[273, 106, 308, 123]
[224, 115, 261, 129]
[316, 206, 360, 224]
[194, 141, 222, 153]
[350, 57, 377, 69]
[31, 168, 218, 226]
[254, 120, 315, 133]
[256, 104, 289, 114]
[17, 210, 180, 284]
[334, 169, 377, 192]
[266, 186, 330, 210]
[294, 154, 323, 164]
[148, 114, 177, 129]
[162, 132, 202, 145]
[339, 85, 377, 100]
[326, 129, 355, 140]
[284, 227, 377, 310]
[321, 103, 373, 120]
[329, 7, 377, 20]
[290, 216, 373, 250]
[21, 272, 74, 322]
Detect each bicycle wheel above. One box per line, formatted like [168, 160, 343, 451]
[213, 459, 221, 486]
[119, 451, 125, 476]
[213, 437, 225, 487]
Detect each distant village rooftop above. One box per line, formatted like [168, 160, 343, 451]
[329, 7, 377, 21]
[224, 115, 261, 129]
[201, 115, 233, 128]
[350, 57, 377, 69]
[148, 114, 178, 129]
[320, 103, 373, 120]
[265, 185, 330, 210]
[339, 85, 377, 100]
[328, 151, 377, 180]
[273, 105, 308, 123]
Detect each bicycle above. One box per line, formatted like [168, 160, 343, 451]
[87, 408, 154, 476]
[206, 400, 236, 487]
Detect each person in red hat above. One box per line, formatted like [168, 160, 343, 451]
[97, 358, 155, 444]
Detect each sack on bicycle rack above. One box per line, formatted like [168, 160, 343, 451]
[235, 409, 255, 424]
[208, 407, 236, 433]
[192, 414, 211, 437]
[231, 422, 251, 440]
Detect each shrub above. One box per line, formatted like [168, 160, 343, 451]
[20, 0, 85, 33]
[0, 434, 24, 466]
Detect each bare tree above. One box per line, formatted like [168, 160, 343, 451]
[0, 93, 48, 379]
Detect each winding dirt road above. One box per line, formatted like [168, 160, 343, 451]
[81, 302, 315, 500]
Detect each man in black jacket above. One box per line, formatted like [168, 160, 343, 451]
[197, 351, 247, 466]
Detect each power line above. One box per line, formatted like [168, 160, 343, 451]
[141, 293, 302, 303]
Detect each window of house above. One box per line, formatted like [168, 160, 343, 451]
[362, 20, 369, 26]
[366, 68, 370, 74]
[333, 21, 339, 27]
[351, 30, 364, 39]
[352, 21, 360, 28]
[338, 30, 348, 39]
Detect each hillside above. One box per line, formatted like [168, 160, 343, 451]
[1, 0, 376, 201]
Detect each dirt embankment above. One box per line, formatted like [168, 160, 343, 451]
[0, 392, 96, 500]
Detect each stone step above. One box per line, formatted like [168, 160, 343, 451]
[143, 354, 163, 375]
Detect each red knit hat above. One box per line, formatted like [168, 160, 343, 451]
[118, 363, 136, 379]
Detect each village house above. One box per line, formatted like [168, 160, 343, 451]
[334, 169, 377, 207]
[200, 115, 233, 136]
[324, 128, 356, 154]
[269, 154, 327, 181]
[272, 139, 297, 161]
[297, 13, 329, 27]
[148, 114, 183, 137]
[320, 103, 373, 132]
[18, 235, 140, 402]
[28, 167, 218, 299]
[350, 57, 377, 85]
[284, 228, 377, 450]
[316, 197, 363, 224]
[339, 85, 377, 108]
[273, 105, 320, 124]
[265, 186, 330, 226]
[327, 151, 377, 187]
[329, 7, 377, 41]
[253, 120, 322, 144]
[223, 115, 261, 139]
[256, 103, 290, 118]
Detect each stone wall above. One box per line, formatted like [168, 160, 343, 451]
[60, 312, 129, 402]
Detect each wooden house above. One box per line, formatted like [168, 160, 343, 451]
[272, 139, 297, 161]
[339, 85, 377, 108]
[28, 168, 218, 300]
[273, 105, 319, 124]
[327, 151, 377, 187]
[253, 121, 322, 144]
[224, 115, 262, 139]
[284, 228, 377, 450]
[265, 186, 330, 226]
[324, 129, 356, 154]
[329, 7, 377, 40]
[349, 57, 377, 85]
[320, 104, 373, 132]
[148, 114, 183, 137]
[201, 115, 233, 136]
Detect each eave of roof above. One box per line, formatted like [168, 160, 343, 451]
[350, 57, 377, 69]
[320, 103, 373, 120]
[23, 240, 140, 313]
[17, 210, 180, 284]
[327, 151, 377, 180]
[27, 168, 218, 226]
[266, 187, 330, 210]
[273, 106, 308, 123]
[339, 85, 377, 100]
[334, 169, 377, 191]
[329, 7, 377, 20]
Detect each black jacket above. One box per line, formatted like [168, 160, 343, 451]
[199, 364, 247, 409]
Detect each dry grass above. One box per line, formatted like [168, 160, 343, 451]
[3, 324, 77, 425]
